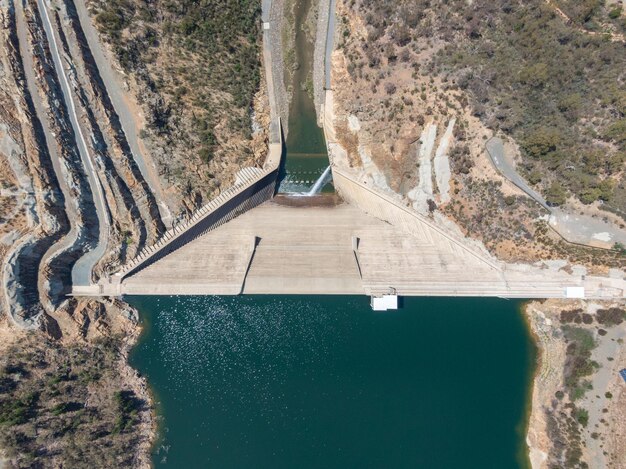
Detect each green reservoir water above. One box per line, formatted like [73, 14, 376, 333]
[280, 0, 332, 193]
[129, 295, 535, 468]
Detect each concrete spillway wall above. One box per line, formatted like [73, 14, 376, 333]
[115, 166, 279, 283]
[331, 168, 501, 271]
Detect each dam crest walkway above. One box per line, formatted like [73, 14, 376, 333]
[77, 171, 626, 300]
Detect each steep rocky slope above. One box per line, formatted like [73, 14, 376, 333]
[1, 0, 271, 464]
[86, 0, 270, 209]
[330, 0, 626, 269]
[0, 300, 153, 468]
[1, 0, 172, 324]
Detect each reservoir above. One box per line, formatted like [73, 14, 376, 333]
[129, 295, 536, 468]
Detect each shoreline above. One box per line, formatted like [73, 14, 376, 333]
[524, 299, 626, 468]
[0, 300, 156, 467]
[125, 302, 165, 467]
[118, 306, 157, 469]
[522, 301, 549, 469]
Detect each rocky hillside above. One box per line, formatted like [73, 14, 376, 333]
[86, 0, 270, 206]
[0, 300, 153, 468]
[0, 0, 273, 464]
[331, 0, 626, 267]
[0, 0, 166, 463]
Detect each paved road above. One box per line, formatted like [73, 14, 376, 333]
[72, 0, 172, 226]
[37, 0, 110, 285]
[486, 137, 626, 248]
[14, 0, 80, 294]
[486, 137, 549, 210]
[324, 0, 336, 90]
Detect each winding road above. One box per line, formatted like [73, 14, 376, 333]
[14, 0, 79, 301]
[486, 137, 626, 248]
[72, 0, 173, 226]
[37, 0, 110, 285]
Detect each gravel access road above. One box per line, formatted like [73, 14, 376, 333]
[486, 137, 626, 248]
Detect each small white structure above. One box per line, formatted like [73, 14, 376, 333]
[371, 294, 398, 311]
[263, 22, 270, 30]
[565, 286, 585, 299]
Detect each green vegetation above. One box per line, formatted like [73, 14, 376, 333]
[112, 390, 141, 434]
[562, 326, 598, 400]
[348, 0, 626, 214]
[0, 335, 146, 467]
[575, 407, 589, 427]
[432, 1, 626, 213]
[121, 229, 133, 246]
[554, 0, 626, 32]
[545, 317, 605, 468]
[0, 392, 38, 427]
[90, 0, 263, 197]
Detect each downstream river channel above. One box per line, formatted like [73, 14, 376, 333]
[129, 295, 536, 468]
[280, 0, 332, 194]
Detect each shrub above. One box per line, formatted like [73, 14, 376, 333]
[596, 307, 625, 326]
[562, 326, 597, 399]
[546, 181, 567, 206]
[608, 7, 622, 19]
[384, 82, 397, 95]
[574, 408, 589, 427]
[521, 127, 561, 159]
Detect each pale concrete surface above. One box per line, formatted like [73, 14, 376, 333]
[115, 146, 280, 280]
[433, 119, 454, 203]
[104, 198, 625, 299]
[549, 209, 626, 248]
[123, 232, 255, 295]
[122, 201, 367, 296]
[331, 166, 500, 270]
[242, 202, 367, 294]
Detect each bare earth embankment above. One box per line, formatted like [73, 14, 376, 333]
[329, 0, 626, 271]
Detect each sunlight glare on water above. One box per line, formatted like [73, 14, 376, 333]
[129, 295, 535, 469]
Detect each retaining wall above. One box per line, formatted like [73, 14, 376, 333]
[331, 167, 501, 271]
[117, 169, 278, 281]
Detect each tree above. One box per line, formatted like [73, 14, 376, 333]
[518, 63, 549, 88]
[521, 127, 561, 159]
[546, 181, 567, 206]
[384, 82, 397, 95]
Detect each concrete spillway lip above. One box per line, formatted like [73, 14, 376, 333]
[272, 193, 342, 207]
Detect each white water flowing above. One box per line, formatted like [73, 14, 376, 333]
[307, 166, 332, 195]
